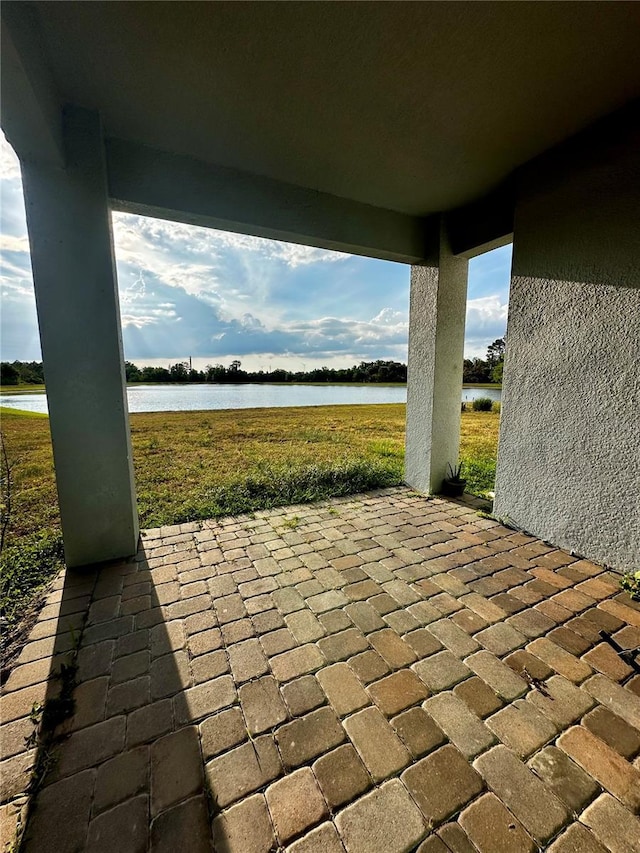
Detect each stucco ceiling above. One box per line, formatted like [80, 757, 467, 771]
[26, 1, 640, 215]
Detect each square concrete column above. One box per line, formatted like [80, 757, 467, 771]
[405, 223, 469, 493]
[20, 107, 139, 567]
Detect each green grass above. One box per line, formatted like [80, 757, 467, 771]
[0, 403, 499, 656]
[0, 384, 46, 394]
[0, 534, 65, 635]
[150, 456, 402, 527]
[0, 406, 48, 418]
[130, 404, 408, 528]
[1, 403, 501, 537]
[460, 456, 497, 496]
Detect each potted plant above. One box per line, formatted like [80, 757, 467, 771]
[441, 462, 467, 498]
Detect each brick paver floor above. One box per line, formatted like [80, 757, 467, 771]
[2, 487, 639, 852]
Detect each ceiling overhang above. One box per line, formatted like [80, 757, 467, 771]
[2, 1, 639, 260]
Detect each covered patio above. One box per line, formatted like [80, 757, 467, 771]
[2, 488, 640, 851]
[1, 1, 638, 573]
[1, 2, 640, 851]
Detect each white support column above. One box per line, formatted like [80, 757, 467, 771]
[405, 223, 469, 493]
[21, 107, 138, 567]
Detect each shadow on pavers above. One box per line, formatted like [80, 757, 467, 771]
[11, 543, 218, 853]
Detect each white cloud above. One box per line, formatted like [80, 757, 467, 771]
[372, 307, 405, 325]
[183, 224, 349, 267]
[0, 262, 32, 290]
[112, 212, 348, 277]
[120, 313, 157, 329]
[466, 294, 508, 325]
[1, 129, 510, 366]
[464, 294, 508, 357]
[110, 212, 352, 330]
[0, 135, 20, 180]
[112, 209, 365, 341]
[266, 241, 348, 268]
[0, 234, 29, 253]
[279, 312, 408, 351]
[120, 271, 147, 303]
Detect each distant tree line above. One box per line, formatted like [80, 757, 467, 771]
[2, 343, 504, 388]
[462, 338, 505, 384]
[0, 361, 45, 386]
[124, 359, 409, 384]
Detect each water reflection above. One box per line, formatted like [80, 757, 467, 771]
[1, 383, 501, 415]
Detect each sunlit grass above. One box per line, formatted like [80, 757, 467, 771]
[458, 407, 500, 497]
[0, 385, 47, 394]
[1, 404, 500, 542]
[129, 405, 407, 527]
[1, 404, 499, 644]
[0, 406, 48, 418]
[1, 409, 60, 539]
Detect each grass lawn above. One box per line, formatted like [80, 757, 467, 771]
[0, 384, 46, 394]
[0, 403, 499, 664]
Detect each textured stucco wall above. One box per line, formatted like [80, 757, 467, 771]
[405, 227, 468, 493]
[494, 120, 640, 570]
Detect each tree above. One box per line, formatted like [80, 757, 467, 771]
[206, 364, 227, 383]
[169, 362, 189, 382]
[463, 358, 490, 383]
[124, 361, 141, 382]
[486, 338, 505, 383]
[0, 363, 19, 385]
[486, 338, 505, 368]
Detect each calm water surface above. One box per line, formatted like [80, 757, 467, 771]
[1, 383, 501, 415]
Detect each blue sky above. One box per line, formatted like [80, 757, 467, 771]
[0, 134, 511, 371]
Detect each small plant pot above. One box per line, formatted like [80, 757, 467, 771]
[441, 478, 467, 498]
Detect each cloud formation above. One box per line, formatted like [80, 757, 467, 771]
[0, 132, 511, 366]
[464, 295, 509, 357]
[110, 207, 412, 363]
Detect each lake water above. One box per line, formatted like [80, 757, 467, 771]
[0, 383, 501, 415]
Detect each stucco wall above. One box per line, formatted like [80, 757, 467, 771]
[494, 119, 640, 571]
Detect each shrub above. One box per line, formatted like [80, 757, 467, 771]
[492, 402, 501, 414]
[472, 397, 493, 412]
